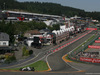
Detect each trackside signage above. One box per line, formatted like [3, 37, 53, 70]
[80, 57, 100, 63]
[80, 57, 92, 62]
[95, 40, 100, 43]
[93, 59, 100, 63]
[86, 28, 97, 30]
[88, 45, 100, 49]
[17, 17, 25, 21]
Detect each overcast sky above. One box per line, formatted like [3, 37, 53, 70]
[17, 0, 100, 12]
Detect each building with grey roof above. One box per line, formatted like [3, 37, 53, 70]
[0, 32, 9, 46]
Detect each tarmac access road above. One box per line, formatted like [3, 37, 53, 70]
[0, 71, 85, 75]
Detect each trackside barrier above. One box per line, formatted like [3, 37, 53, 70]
[68, 34, 100, 63]
[86, 28, 97, 30]
[80, 57, 100, 63]
[88, 45, 100, 49]
[95, 40, 100, 43]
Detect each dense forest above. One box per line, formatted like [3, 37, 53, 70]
[0, 0, 100, 21]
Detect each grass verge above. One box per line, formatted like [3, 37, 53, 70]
[2, 60, 49, 71]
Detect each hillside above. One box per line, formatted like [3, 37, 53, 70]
[0, 0, 100, 21]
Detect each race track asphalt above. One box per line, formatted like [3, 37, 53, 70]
[47, 32, 94, 72]
[0, 71, 85, 75]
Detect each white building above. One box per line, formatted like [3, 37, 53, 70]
[60, 25, 75, 32]
[24, 29, 53, 47]
[43, 20, 58, 26]
[70, 15, 81, 19]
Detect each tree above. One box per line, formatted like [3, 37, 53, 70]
[1, 0, 100, 21]
[22, 46, 29, 56]
[47, 24, 60, 31]
[5, 55, 16, 64]
[52, 24, 60, 30]
[29, 50, 33, 55]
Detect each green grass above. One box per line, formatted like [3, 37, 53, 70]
[3, 61, 49, 71]
[26, 60, 49, 71]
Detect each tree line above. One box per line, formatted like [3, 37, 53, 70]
[0, 0, 100, 21]
[0, 20, 60, 43]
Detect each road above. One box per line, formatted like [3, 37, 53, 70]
[0, 31, 91, 69]
[47, 31, 94, 72]
[0, 71, 85, 75]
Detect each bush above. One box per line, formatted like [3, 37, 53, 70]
[22, 46, 29, 56]
[24, 50, 29, 56]
[29, 50, 33, 55]
[0, 55, 5, 60]
[5, 55, 16, 64]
